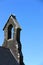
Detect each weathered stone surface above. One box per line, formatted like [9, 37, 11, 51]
[2, 14, 24, 65]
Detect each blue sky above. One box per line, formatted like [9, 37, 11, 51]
[0, 0, 43, 65]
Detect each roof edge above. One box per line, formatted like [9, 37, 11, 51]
[3, 14, 16, 30]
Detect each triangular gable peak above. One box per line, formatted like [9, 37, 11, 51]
[3, 14, 21, 30]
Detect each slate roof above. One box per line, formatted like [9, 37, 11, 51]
[0, 46, 20, 65]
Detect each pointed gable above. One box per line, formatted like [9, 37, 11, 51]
[3, 14, 21, 30]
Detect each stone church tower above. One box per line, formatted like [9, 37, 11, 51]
[2, 14, 24, 65]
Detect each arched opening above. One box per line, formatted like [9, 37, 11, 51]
[8, 24, 14, 39]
